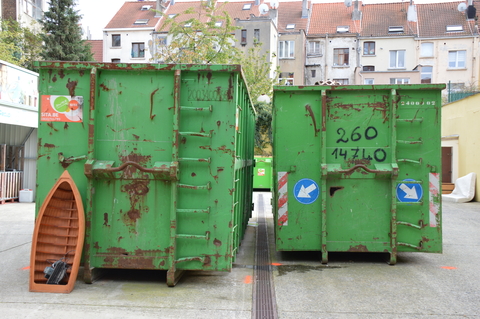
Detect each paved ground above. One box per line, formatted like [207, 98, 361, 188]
[0, 193, 479, 318]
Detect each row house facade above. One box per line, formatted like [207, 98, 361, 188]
[101, 0, 479, 90]
[306, 0, 479, 89]
[1, 0, 45, 31]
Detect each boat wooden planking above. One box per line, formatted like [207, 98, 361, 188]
[29, 170, 85, 293]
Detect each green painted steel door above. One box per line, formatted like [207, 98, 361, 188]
[273, 85, 444, 264]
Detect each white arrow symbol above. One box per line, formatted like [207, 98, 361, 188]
[298, 183, 317, 198]
[399, 183, 418, 199]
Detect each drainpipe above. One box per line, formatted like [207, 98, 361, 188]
[356, 34, 361, 84]
[324, 34, 329, 81]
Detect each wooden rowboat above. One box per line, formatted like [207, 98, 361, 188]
[29, 170, 85, 293]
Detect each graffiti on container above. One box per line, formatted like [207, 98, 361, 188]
[335, 126, 378, 143]
[188, 88, 231, 101]
[332, 147, 386, 162]
[331, 125, 386, 162]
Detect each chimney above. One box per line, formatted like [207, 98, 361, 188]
[467, 2, 476, 20]
[407, 1, 417, 22]
[269, 9, 278, 27]
[302, 0, 308, 19]
[352, 0, 361, 21]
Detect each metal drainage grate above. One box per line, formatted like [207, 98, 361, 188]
[252, 193, 278, 319]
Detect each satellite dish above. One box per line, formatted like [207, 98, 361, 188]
[270, 0, 279, 10]
[345, 0, 352, 7]
[259, 3, 269, 15]
[458, 2, 467, 12]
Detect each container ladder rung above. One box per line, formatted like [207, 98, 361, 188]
[176, 207, 210, 214]
[179, 132, 211, 138]
[176, 231, 210, 240]
[397, 158, 422, 164]
[175, 256, 208, 264]
[178, 182, 211, 190]
[397, 220, 423, 229]
[396, 118, 423, 123]
[180, 105, 213, 112]
[397, 139, 423, 145]
[179, 157, 211, 163]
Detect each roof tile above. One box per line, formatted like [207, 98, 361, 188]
[105, 1, 162, 30]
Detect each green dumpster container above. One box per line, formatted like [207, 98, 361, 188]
[253, 156, 272, 190]
[35, 62, 255, 286]
[272, 84, 445, 264]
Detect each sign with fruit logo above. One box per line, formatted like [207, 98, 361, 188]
[40, 95, 83, 122]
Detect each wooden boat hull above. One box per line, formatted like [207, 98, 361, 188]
[29, 170, 85, 293]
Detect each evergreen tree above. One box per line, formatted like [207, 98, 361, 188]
[40, 0, 93, 61]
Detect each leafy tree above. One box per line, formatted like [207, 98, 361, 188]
[0, 19, 42, 70]
[254, 101, 273, 155]
[236, 45, 279, 102]
[154, 1, 278, 153]
[40, 0, 93, 61]
[155, 1, 239, 64]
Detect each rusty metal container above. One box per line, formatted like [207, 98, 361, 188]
[272, 84, 444, 264]
[253, 156, 272, 190]
[35, 62, 255, 286]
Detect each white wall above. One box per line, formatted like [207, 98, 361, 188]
[103, 29, 156, 63]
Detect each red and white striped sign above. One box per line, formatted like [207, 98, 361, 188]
[278, 172, 288, 226]
[429, 172, 439, 227]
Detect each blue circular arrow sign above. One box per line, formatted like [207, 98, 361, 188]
[396, 179, 423, 203]
[294, 178, 320, 204]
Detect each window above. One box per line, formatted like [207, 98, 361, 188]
[243, 4, 251, 10]
[364, 78, 374, 84]
[279, 78, 294, 85]
[279, 72, 294, 85]
[333, 48, 349, 66]
[134, 19, 149, 25]
[215, 21, 223, 27]
[337, 26, 349, 33]
[241, 29, 247, 44]
[420, 42, 433, 57]
[448, 82, 465, 92]
[362, 65, 375, 71]
[421, 66, 432, 83]
[111, 59, 120, 63]
[254, 29, 260, 44]
[449, 50, 466, 68]
[308, 41, 321, 55]
[389, 50, 405, 68]
[112, 34, 121, 47]
[311, 70, 316, 78]
[389, 26, 404, 33]
[279, 41, 295, 58]
[334, 79, 349, 85]
[141, 5, 152, 10]
[390, 78, 410, 84]
[446, 25, 463, 32]
[132, 43, 145, 58]
[363, 41, 375, 55]
[286, 24, 295, 30]
[156, 35, 167, 46]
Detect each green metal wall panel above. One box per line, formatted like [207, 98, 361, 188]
[272, 84, 444, 264]
[35, 62, 255, 285]
[253, 157, 272, 190]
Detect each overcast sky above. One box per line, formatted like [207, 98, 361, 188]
[76, 0, 126, 39]
[75, 0, 464, 40]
